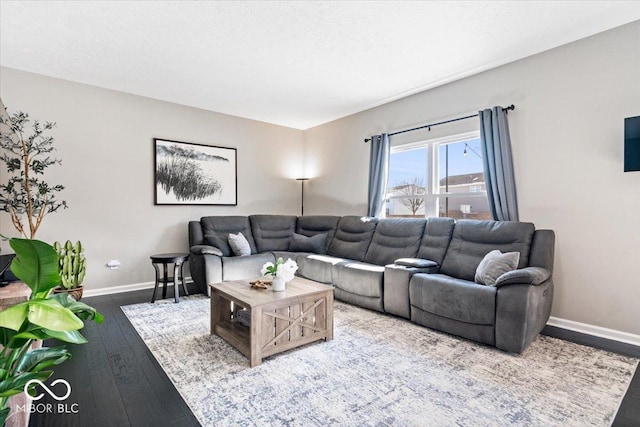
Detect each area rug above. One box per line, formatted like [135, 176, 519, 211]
[121, 296, 637, 426]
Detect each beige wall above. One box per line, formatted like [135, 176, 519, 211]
[304, 22, 640, 335]
[0, 67, 304, 290]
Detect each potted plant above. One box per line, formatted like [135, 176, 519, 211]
[53, 240, 86, 300]
[261, 257, 298, 291]
[0, 99, 68, 240]
[0, 237, 103, 425]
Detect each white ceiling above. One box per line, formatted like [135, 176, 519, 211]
[1, 1, 639, 130]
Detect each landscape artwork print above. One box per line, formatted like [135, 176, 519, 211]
[154, 139, 237, 205]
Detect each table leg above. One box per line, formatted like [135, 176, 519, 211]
[173, 263, 181, 303]
[210, 292, 228, 335]
[162, 263, 168, 299]
[151, 263, 160, 303]
[249, 306, 263, 367]
[326, 292, 334, 341]
[180, 262, 188, 296]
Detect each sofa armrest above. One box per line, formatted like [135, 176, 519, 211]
[495, 267, 550, 287]
[189, 247, 223, 295]
[394, 258, 439, 269]
[495, 279, 554, 353]
[190, 245, 223, 257]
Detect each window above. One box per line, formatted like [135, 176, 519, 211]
[386, 132, 491, 220]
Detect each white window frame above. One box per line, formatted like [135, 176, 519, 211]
[387, 131, 487, 218]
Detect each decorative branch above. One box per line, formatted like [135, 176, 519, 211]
[0, 98, 68, 239]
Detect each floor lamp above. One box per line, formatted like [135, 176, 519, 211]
[296, 178, 309, 216]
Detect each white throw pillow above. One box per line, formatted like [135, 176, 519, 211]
[474, 250, 520, 286]
[228, 232, 251, 256]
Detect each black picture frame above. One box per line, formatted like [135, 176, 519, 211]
[154, 138, 237, 206]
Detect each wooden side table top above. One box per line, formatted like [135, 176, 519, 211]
[0, 282, 30, 310]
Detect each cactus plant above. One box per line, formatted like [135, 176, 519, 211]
[54, 240, 87, 290]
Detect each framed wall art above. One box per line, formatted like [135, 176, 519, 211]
[154, 138, 237, 205]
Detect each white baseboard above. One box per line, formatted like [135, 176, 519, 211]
[547, 316, 640, 347]
[83, 281, 155, 297]
[83, 277, 193, 298]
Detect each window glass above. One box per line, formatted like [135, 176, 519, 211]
[386, 148, 427, 218]
[437, 138, 491, 219]
[385, 134, 491, 220]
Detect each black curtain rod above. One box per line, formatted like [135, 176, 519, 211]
[364, 104, 515, 143]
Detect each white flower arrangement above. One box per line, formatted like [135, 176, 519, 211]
[261, 257, 298, 282]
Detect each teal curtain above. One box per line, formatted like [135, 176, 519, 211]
[479, 107, 519, 221]
[367, 133, 390, 217]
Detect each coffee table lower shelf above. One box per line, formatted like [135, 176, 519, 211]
[210, 278, 334, 367]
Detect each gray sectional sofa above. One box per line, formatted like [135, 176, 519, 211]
[188, 214, 555, 353]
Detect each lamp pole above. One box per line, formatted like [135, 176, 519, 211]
[296, 178, 309, 216]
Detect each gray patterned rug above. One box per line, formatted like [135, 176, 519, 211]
[121, 296, 637, 426]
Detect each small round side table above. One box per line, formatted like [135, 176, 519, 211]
[150, 253, 189, 303]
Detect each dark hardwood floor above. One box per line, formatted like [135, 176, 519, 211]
[29, 287, 639, 426]
[30, 286, 200, 427]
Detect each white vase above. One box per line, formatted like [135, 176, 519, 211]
[272, 276, 286, 292]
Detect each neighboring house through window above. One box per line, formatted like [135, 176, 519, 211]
[386, 131, 491, 220]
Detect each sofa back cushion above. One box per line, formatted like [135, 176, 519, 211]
[416, 217, 456, 265]
[440, 220, 535, 281]
[327, 216, 378, 262]
[201, 216, 257, 257]
[295, 215, 341, 253]
[249, 215, 297, 252]
[364, 218, 426, 266]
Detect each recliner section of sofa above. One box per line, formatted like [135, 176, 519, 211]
[188, 214, 555, 353]
[408, 220, 551, 353]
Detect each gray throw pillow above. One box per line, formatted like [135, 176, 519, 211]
[289, 233, 327, 254]
[474, 249, 520, 286]
[228, 232, 251, 256]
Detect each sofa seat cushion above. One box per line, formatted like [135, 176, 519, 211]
[221, 253, 275, 281]
[409, 273, 496, 326]
[332, 261, 384, 298]
[297, 254, 345, 284]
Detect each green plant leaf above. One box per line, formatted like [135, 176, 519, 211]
[26, 299, 84, 331]
[0, 371, 52, 398]
[0, 406, 10, 427]
[42, 329, 87, 344]
[12, 331, 44, 341]
[0, 303, 28, 331]
[9, 238, 60, 297]
[15, 346, 70, 373]
[49, 293, 104, 324]
[0, 327, 16, 347]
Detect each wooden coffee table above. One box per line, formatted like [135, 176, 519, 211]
[210, 276, 334, 367]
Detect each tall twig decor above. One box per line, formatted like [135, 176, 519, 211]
[0, 98, 68, 239]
